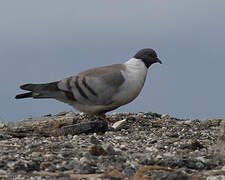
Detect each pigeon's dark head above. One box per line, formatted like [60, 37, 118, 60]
[134, 48, 162, 68]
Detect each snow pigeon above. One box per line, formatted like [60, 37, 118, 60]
[15, 48, 162, 123]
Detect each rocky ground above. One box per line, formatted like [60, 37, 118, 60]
[0, 111, 225, 180]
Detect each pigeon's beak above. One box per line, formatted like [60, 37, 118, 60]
[156, 58, 162, 64]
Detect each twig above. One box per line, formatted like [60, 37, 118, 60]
[33, 171, 101, 178]
[0, 175, 8, 179]
[0, 144, 21, 148]
[33, 171, 60, 176]
[132, 165, 175, 180]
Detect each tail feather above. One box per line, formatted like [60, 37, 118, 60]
[20, 81, 59, 92]
[15, 92, 33, 99]
[15, 81, 61, 99]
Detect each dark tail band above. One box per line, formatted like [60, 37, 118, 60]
[15, 92, 33, 99]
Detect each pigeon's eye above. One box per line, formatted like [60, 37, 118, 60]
[149, 54, 154, 58]
[149, 53, 157, 58]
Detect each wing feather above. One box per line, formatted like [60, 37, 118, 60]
[58, 64, 125, 105]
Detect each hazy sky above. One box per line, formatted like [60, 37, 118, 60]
[1, 0, 225, 122]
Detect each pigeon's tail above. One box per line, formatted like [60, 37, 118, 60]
[15, 92, 33, 99]
[15, 81, 61, 99]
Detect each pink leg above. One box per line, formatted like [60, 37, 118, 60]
[97, 114, 116, 125]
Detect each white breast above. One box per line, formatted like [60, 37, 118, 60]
[112, 58, 148, 105]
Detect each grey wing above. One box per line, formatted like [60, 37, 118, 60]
[57, 64, 125, 106]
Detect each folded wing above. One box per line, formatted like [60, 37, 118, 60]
[58, 64, 125, 106]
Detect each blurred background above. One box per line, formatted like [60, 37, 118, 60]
[0, 0, 225, 122]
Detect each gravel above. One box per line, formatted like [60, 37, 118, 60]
[0, 111, 225, 179]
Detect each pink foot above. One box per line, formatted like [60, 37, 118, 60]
[97, 114, 116, 125]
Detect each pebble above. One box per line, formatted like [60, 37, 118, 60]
[114, 136, 123, 140]
[146, 146, 158, 152]
[207, 176, 225, 180]
[90, 135, 101, 145]
[0, 169, 7, 175]
[61, 142, 73, 148]
[161, 114, 170, 119]
[31, 152, 41, 158]
[40, 162, 53, 169]
[112, 119, 127, 130]
[120, 144, 127, 150]
[89, 145, 107, 156]
[0, 121, 5, 128]
[184, 120, 194, 125]
[163, 152, 174, 157]
[140, 155, 155, 165]
[0, 111, 224, 179]
[103, 144, 118, 155]
[80, 157, 91, 164]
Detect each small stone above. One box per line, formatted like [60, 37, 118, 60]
[44, 153, 56, 160]
[123, 167, 136, 178]
[0, 134, 11, 140]
[161, 114, 170, 119]
[196, 156, 207, 163]
[61, 142, 73, 148]
[40, 162, 53, 169]
[115, 136, 122, 140]
[140, 155, 156, 165]
[136, 112, 145, 118]
[0, 160, 6, 170]
[206, 176, 225, 180]
[72, 135, 78, 140]
[126, 116, 136, 123]
[80, 157, 91, 164]
[89, 145, 107, 156]
[151, 170, 188, 180]
[66, 160, 82, 170]
[61, 151, 73, 158]
[103, 144, 117, 155]
[150, 139, 158, 144]
[0, 169, 7, 175]
[195, 161, 204, 169]
[0, 121, 5, 128]
[120, 144, 127, 151]
[31, 152, 41, 158]
[112, 119, 127, 130]
[184, 120, 193, 125]
[111, 112, 118, 116]
[163, 152, 174, 157]
[102, 169, 125, 179]
[79, 164, 96, 174]
[156, 155, 162, 160]
[65, 111, 77, 117]
[189, 139, 204, 150]
[56, 111, 68, 116]
[90, 136, 101, 145]
[146, 147, 157, 152]
[8, 160, 40, 172]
